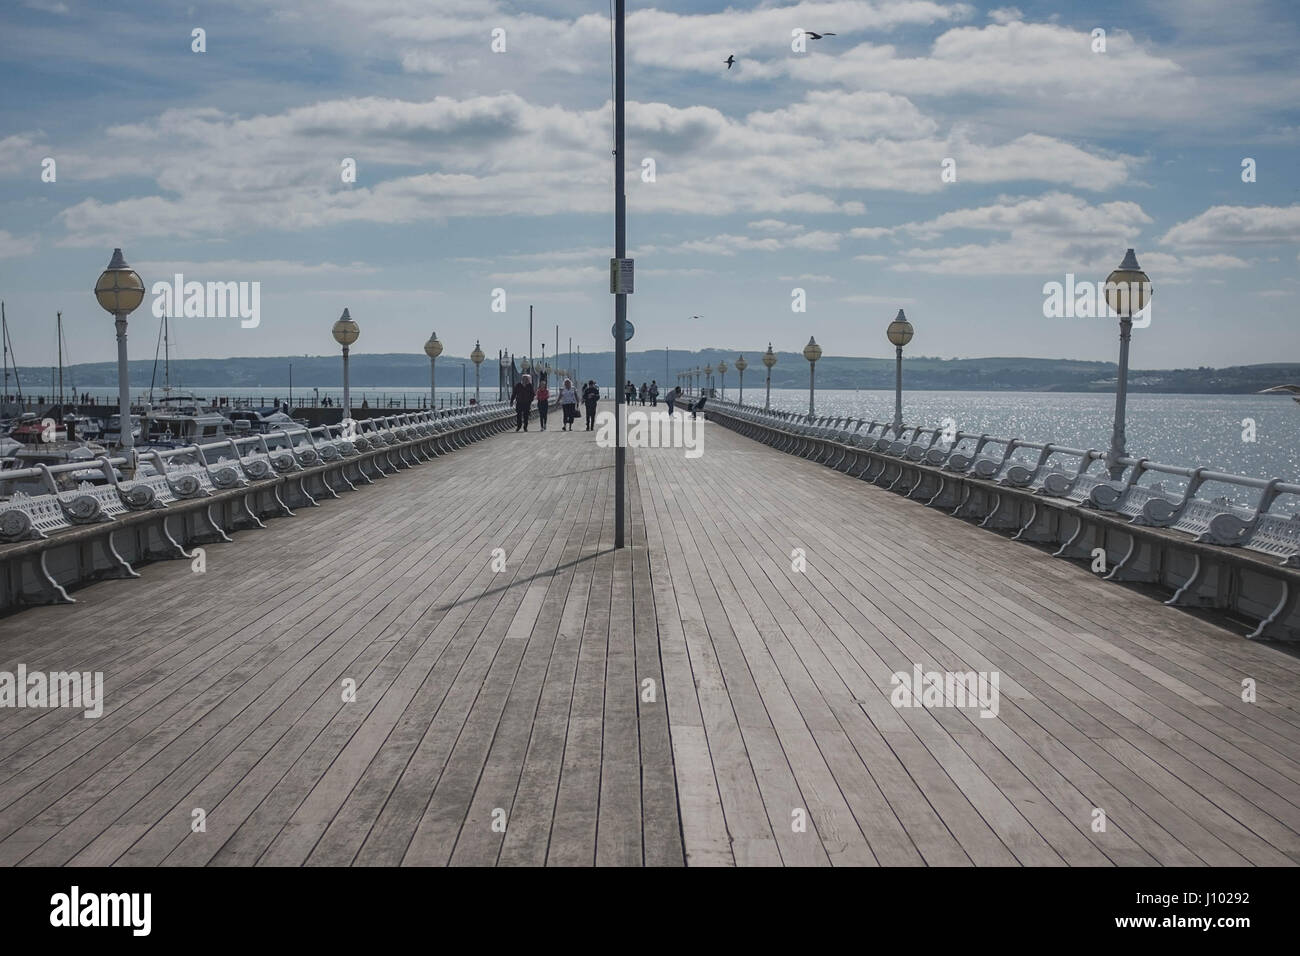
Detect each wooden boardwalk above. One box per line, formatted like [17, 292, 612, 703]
[1, 405, 1299, 866]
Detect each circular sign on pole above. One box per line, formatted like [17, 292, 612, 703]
[611, 321, 634, 342]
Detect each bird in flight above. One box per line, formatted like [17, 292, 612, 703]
[690, 315, 703, 320]
[724, 54, 736, 69]
[804, 31, 836, 39]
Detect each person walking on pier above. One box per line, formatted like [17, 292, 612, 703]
[559, 378, 578, 431]
[536, 380, 550, 431]
[650, 380, 659, 406]
[512, 374, 535, 432]
[582, 380, 600, 431]
[639, 382, 649, 405]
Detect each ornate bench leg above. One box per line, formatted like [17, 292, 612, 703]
[205, 503, 234, 542]
[1247, 579, 1298, 641]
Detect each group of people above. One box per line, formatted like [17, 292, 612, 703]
[623, 381, 662, 406]
[511, 375, 603, 431]
[511, 375, 701, 434]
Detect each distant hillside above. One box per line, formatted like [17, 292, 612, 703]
[11, 352, 1300, 394]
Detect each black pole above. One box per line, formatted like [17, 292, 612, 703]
[613, 0, 627, 550]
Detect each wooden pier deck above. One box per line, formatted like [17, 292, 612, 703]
[2, 405, 1299, 866]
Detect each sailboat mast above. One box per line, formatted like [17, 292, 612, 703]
[164, 315, 170, 395]
[2, 302, 8, 406]
[57, 311, 64, 413]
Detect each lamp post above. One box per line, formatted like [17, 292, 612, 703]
[424, 331, 443, 409]
[717, 359, 728, 400]
[1103, 248, 1152, 480]
[93, 248, 145, 463]
[735, 355, 747, 405]
[886, 309, 914, 433]
[762, 343, 776, 411]
[802, 336, 821, 418]
[331, 308, 359, 420]
[471, 340, 484, 403]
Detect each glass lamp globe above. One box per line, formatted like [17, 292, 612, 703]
[94, 248, 145, 315]
[332, 308, 360, 346]
[424, 331, 443, 359]
[762, 343, 777, 368]
[886, 309, 914, 347]
[1104, 248, 1152, 318]
[802, 336, 822, 364]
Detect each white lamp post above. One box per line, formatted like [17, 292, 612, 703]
[734, 355, 747, 405]
[802, 336, 822, 418]
[471, 340, 485, 403]
[762, 343, 776, 411]
[332, 307, 359, 419]
[93, 248, 145, 462]
[886, 309, 914, 433]
[424, 331, 443, 409]
[1103, 248, 1152, 480]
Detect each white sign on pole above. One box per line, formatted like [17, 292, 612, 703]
[610, 258, 634, 294]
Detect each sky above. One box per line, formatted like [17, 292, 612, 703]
[0, 0, 1297, 373]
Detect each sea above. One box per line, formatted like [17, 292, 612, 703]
[25, 384, 1300, 491]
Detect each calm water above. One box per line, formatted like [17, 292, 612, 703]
[745, 388, 1300, 486]
[23, 383, 1300, 484]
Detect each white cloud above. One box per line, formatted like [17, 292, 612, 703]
[1160, 204, 1300, 246]
[0, 231, 35, 257]
[135, 259, 377, 277]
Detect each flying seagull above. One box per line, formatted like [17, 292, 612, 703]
[724, 54, 735, 69]
[804, 31, 836, 39]
[1260, 384, 1300, 404]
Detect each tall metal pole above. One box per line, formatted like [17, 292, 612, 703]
[2, 303, 8, 405]
[56, 311, 64, 412]
[1108, 316, 1133, 480]
[529, 305, 534, 376]
[116, 313, 132, 456]
[893, 345, 904, 433]
[341, 345, 351, 419]
[808, 360, 816, 418]
[430, 354, 437, 407]
[613, 0, 627, 550]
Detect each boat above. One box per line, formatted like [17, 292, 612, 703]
[225, 406, 298, 434]
[142, 395, 230, 444]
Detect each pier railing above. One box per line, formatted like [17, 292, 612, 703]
[0, 401, 519, 611]
[705, 400, 1300, 641]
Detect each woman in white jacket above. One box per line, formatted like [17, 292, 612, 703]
[558, 378, 579, 431]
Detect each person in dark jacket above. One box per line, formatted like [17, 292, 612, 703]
[582, 380, 600, 431]
[513, 374, 535, 431]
